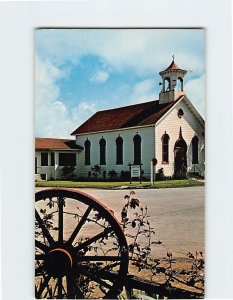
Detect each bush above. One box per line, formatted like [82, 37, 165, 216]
[156, 168, 165, 181]
[61, 166, 75, 180]
[120, 170, 130, 181]
[108, 169, 117, 179]
[91, 165, 101, 178]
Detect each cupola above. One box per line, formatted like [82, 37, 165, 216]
[159, 56, 187, 104]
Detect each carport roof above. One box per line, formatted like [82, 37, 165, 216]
[35, 138, 83, 151]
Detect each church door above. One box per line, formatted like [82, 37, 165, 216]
[174, 128, 187, 174]
[174, 146, 187, 173]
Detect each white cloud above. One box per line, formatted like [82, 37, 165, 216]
[129, 79, 157, 104]
[35, 55, 96, 138]
[185, 74, 205, 118]
[90, 71, 109, 83]
[36, 29, 205, 75]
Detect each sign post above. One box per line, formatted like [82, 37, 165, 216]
[151, 158, 157, 185]
[128, 162, 132, 184]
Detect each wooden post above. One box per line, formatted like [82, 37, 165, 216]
[128, 162, 132, 184]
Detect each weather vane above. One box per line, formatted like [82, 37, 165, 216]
[172, 54, 175, 61]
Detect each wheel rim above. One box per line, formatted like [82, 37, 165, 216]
[35, 188, 129, 299]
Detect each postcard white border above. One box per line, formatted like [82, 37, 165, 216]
[0, 1, 232, 299]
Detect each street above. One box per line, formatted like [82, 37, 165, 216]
[35, 186, 204, 258]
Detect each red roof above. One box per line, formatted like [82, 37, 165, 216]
[35, 138, 83, 150]
[71, 98, 182, 135]
[160, 60, 187, 73]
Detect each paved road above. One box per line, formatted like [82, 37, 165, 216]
[35, 186, 204, 258]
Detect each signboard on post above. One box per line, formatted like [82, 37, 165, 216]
[131, 165, 140, 178]
[128, 162, 143, 184]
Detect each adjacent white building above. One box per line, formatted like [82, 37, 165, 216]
[35, 138, 83, 180]
[71, 59, 205, 179]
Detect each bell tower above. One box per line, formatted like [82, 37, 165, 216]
[159, 56, 187, 104]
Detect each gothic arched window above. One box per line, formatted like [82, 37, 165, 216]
[116, 136, 123, 165]
[133, 134, 141, 165]
[192, 135, 199, 164]
[99, 137, 106, 165]
[162, 132, 170, 163]
[84, 139, 91, 165]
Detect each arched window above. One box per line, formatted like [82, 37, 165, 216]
[164, 77, 171, 91]
[133, 134, 141, 165]
[84, 139, 91, 165]
[162, 132, 170, 163]
[177, 77, 184, 91]
[116, 136, 123, 165]
[192, 135, 199, 164]
[99, 137, 106, 165]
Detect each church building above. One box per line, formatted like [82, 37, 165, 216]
[71, 59, 205, 179]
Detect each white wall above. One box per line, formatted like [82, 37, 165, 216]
[155, 99, 205, 177]
[76, 126, 155, 179]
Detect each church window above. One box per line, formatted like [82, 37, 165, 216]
[162, 133, 170, 163]
[133, 134, 141, 165]
[84, 139, 91, 165]
[41, 152, 48, 166]
[99, 137, 106, 165]
[116, 136, 123, 164]
[177, 108, 184, 118]
[192, 135, 199, 164]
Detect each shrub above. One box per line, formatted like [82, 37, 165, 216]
[120, 170, 130, 181]
[156, 168, 165, 181]
[91, 165, 101, 178]
[108, 169, 117, 179]
[61, 166, 75, 180]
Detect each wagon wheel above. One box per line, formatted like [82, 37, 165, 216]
[35, 188, 129, 299]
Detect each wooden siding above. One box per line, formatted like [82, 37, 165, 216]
[76, 126, 155, 179]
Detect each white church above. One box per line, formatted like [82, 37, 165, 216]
[35, 59, 205, 180]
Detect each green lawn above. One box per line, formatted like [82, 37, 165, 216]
[35, 179, 204, 189]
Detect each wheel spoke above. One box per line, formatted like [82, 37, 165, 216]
[35, 209, 54, 245]
[57, 276, 63, 299]
[75, 227, 113, 251]
[35, 275, 51, 299]
[66, 274, 84, 299]
[35, 264, 45, 276]
[58, 197, 64, 243]
[35, 254, 45, 260]
[35, 240, 48, 253]
[77, 255, 121, 262]
[68, 206, 92, 244]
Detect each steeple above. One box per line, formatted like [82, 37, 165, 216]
[159, 57, 187, 104]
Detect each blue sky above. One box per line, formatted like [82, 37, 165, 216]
[35, 29, 205, 138]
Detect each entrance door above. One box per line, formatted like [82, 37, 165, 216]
[35, 157, 38, 174]
[174, 147, 187, 173]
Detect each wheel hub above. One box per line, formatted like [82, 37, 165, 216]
[44, 247, 73, 277]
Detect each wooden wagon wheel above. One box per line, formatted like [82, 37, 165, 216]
[35, 188, 129, 299]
